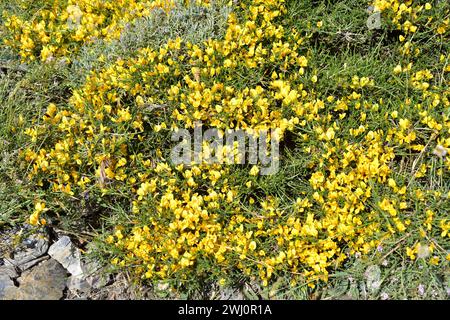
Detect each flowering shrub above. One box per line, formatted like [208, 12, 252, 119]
[4, 0, 449, 291]
[2, 0, 176, 62]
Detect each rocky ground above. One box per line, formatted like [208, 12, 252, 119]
[0, 225, 143, 300]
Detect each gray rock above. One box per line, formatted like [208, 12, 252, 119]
[3, 231, 49, 270]
[1, 259, 67, 300]
[0, 267, 18, 300]
[367, 12, 381, 30]
[0, 266, 18, 279]
[67, 262, 110, 293]
[16, 255, 49, 272]
[49, 237, 110, 295]
[365, 265, 382, 294]
[67, 274, 91, 293]
[48, 236, 83, 276]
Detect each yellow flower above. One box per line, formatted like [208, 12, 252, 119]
[406, 246, 416, 260]
[41, 46, 54, 62]
[29, 212, 39, 226]
[325, 127, 335, 141]
[429, 256, 439, 266]
[249, 166, 259, 176]
[35, 201, 46, 213]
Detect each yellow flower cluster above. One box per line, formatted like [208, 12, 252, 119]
[20, 0, 450, 287]
[29, 201, 47, 226]
[373, 1, 450, 262]
[2, 0, 175, 62]
[372, 0, 449, 40]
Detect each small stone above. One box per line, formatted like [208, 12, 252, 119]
[365, 265, 382, 294]
[67, 275, 91, 293]
[417, 243, 430, 259]
[367, 12, 381, 30]
[1, 259, 67, 300]
[48, 236, 83, 276]
[67, 262, 110, 293]
[4, 231, 49, 269]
